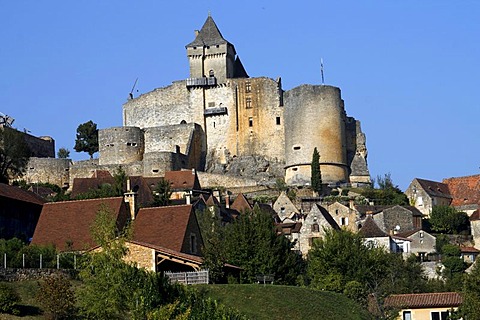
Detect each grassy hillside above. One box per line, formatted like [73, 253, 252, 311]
[198, 284, 373, 320]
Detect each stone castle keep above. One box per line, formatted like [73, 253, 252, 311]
[25, 16, 371, 189]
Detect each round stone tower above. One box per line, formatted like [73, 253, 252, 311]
[99, 127, 144, 165]
[284, 85, 348, 186]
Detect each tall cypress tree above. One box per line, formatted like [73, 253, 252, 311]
[311, 147, 322, 195]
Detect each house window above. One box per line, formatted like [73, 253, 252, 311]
[431, 311, 449, 320]
[190, 234, 197, 254]
[249, 117, 253, 127]
[246, 97, 252, 109]
[340, 217, 348, 226]
[402, 311, 411, 320]
[245, 82, 251, 93]
[276, 117, 281, 125]
[311, 223, 319, 232]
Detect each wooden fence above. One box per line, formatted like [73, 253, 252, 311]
[165, 270, 209, 285]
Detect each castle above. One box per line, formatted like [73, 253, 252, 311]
[24, 15, 371, 189]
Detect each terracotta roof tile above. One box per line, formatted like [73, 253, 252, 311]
[460, 246, 480, 253]
[164, 170, 200, 190]
[70, 177, 115, 198]
[230, 193, 252, 213]
[132, 205, 198, 253]
[443, 175, 480, 206]
[31, 197, 128, 251]
[384, 292, 462, 309]
[0, 183, 46, 205]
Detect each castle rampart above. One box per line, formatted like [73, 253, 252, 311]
[99, 126, 144, 165]
[284, 85, 348, 185]
[26, 157, 71, 188]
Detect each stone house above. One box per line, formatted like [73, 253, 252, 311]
[442, 174, 480, 216]
[470, 209, 480, 249]
[397, 229, 436, 260]
[230, 193, 252, 213]
[276, 222, 302, 253]
[359, 216, 396, 252]
[273, 191, 299, 222]
[460, 246, 479, 264]
[405, 178, 452, 218]
[31, 197, 129, 252]
[298, 204, 339, 256]
[326, 201, 358, 232]
[384, 292, 462, 320]
[0, 183, 46, 241]
[356, 205, 422, 235]
[132, 204, 203, 258]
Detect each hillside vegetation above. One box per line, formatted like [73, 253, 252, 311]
[199, 284, 373, 320]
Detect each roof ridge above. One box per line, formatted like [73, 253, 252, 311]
[44, 196, 124, 205]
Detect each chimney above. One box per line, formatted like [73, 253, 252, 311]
[192, 168, 195, 175]
[126, 178, 131, 192]
[349, 199, 354, 210]
[124, 178, 137, 220]
[185, 192, 191, 205]
[225, 193, 230, 209]
[194, 30, 199, 37]
[213, 190, 220, 204]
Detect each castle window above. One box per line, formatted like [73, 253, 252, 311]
[276, 117, 281, 125]
[248, 117, 253, 127]
[245, 82, 251, 93]
[126, 142, 137, 147]
[292, 167, 298, 171]
[209, 70, 214, 77]
[293, 146, 301, 151]
[152, 169, 159, 173]
[180, 120, 187, 124]
[246, 97, 252, 109]
[213, 121, 216, 128]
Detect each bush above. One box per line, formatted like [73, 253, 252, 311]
[0, 283, 20, 315]
[36, 275, 76, 320]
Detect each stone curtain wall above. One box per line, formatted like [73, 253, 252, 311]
[25, 157, 71, 187]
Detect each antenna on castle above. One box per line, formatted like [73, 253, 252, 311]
[320, 58, 325, 85]
[128, 78, 138, 100]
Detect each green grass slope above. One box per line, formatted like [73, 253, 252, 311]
[198, 284, 373, 320]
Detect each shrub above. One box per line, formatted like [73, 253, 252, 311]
[36, 275, 76, 319]
[0, 282, 20, 315]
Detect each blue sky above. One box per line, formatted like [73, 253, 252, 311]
[1, 1, 479, 191]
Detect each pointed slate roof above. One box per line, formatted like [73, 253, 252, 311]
[309, 204, 340, 230]
[186, 16, 230, 48]
[359, 216, 389, 238]
[414, 178, 452, 199]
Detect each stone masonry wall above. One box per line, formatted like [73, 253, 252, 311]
[284, 85, 348, 185]
[25, 157, 71, 188]
[99, 126, 144, 165]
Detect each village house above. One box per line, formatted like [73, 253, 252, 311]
[397, 229, 436, 261]
[356, 205, 422, 235]
[273, 191, 300, 222]
[442, 174, 480, 216]
[326, 201, 358, 232]
[384, 292, 462, 320]
[405, 178, 452, 218]
[31, 197, 129, 252]
[0, 183, 46, 241]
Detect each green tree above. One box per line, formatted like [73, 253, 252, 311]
[358, 173, 408, 205]
[222, 207, 304, 284]
[429, 205, 469, 234]
[36, 274, 76, 320]
[152, 179, 172, 206]
[457, 261, 480, 319]
[307, 229, 426, 316]
[57, 147, 70, 159]
[74, 120, 98, 159]
[113, 166, 127, 196]
[0, 127, 31, 183]
[311, 147, 322, 195]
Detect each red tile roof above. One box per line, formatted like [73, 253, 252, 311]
[70, 177, 115, 198]
[164, 170, 200, 190]
[0, 183, 46, 205]
[132, 204, 198, 253]
[384, 292, 462, 309]
[127, 240, 203, 264]
[460, 246, 480, 253]
[31, 197, 128, 252]
[443, 175, 480, 206]
[230, 193, 252, 213]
